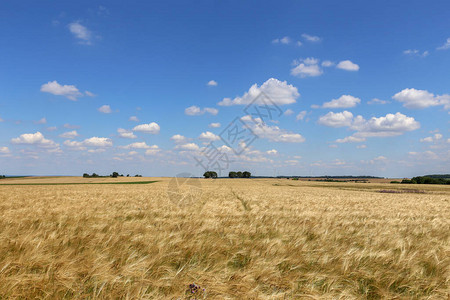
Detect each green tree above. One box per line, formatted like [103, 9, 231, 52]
[111, 172, 119, 178]
[229, 171, 238, 178]
[203, 171, 218, 179]
[237, 171, 243, 178]
[242, 171, 251, 178]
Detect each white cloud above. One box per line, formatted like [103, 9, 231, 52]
[318, 111, 354, 127]
[120, 142, 152, 149]
[321, 60, 334, 67]
[185, 106, 218, 116]
[35, 117, 47, 124]
[64, 123, 80, 129]
[40, 81, 82, 100]
[68, 22, 92, 45]
[170, 134, 187, 144]
[47, 126, 57, 131]
[117, 128, 137, 139]
[98, 105, 112, 114]
[351, 112, 420, 137]
[198, 131, 220, 141]
[175, 143, 200, 151]
[218, 78, 299, 106]
[403, 49, 429, 57]
[420, 133, 443, 143]
[336, 60, 360, 71]
[85, 91, 95, 97]
[322, 95, 361, 108]
[296, 41, 303, 46]
[291, 57, 323, 78]
[392, 88, 450, 109]
[207, 80, 218, 86]
[336, 136, 366, 143]
[266, 149, 278, 155]
[129, 116, 139, 122]
[145, 145, 160, 155]
[133, 122, 160, 134]
[0, 147, 10, 154]
[301, 33, 321, 42]
[356, 144, 367, 149]
[59, 130, 79, 139]
[296, 110, 307, 121]
[284, 109, 294, 116]
[272, 36, 291, 44]
[83, 137, 113, 147]
[11, 132, 59, 149]
[246, 120, 305, 143]
[437, 38, 450, 50]
[409, 151, 439, 160]
[209, 122, 221, 128]
[368, 98, 389, 105]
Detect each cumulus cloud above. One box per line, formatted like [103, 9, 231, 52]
[35, 117, 47, 124]
[185, 106, 218, 116]
[129, 116, 139, 122]
[296, 110, 307, 121]
[409, 151, 439, 160]
[321, 60, 334, 67]
[175, 143, 200, 151]
[170, 134, 188, 144]
[198, 131, 220, 142]
[336, 136, 366, 143]
[322, 95, 361, 108]
[120, 142, 153, 149]
[85, 91, 95, 97]
[301, 33, 321, 42]
[318, 111, 354, 127]
[356, 144, 367, 149]
[83, 137, 113, 147]
[368, 98, 389, 105]
[117, 128, 137, 139]
[420, 133, 443, 143]
[272, 36, 291, 44]
[350, 112, 420, 137]
[284, 109, 294, 116]
[209, 122, 221, 128]
[64, 123, 80, 129]
[392, 88, 450, 109]
[207, 80, 218, 86]
[437, 38, 450, 50]
[266, 149, 278, 155]
[68, 22, 92, 45]
[59, 130, 79, 139]
[0, 147, 11, 154]
[40, 81, 83, 100]
[11, 132, 59, 149]
[336, 60, 360, 71]
[145, 145, 160, 155]
[98, 105, 112, 114]
[291, 57, 323, 78]
[64, 137, 112, 150]
[242, 118, 305, 143]
[133, 122, 160, 134]
[218, 78, 299, 106]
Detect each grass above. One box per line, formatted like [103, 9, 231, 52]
[0, 178, 449, 299]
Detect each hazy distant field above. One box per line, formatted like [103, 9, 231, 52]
[0, 177, 448, 299]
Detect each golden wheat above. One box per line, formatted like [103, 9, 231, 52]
[0, 177, 449, 299]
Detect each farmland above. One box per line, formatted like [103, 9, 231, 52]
[0, 177, 449, 299]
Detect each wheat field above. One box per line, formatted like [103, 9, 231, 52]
[0, 177, 449, 299]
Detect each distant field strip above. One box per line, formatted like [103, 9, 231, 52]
[0, 181, 158, 186]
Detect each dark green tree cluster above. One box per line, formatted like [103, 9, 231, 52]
[203, 171, 218, 178]
[401, 176, 450, 185]
[83, 172, 141, 178]
[228, 171, 251, 178]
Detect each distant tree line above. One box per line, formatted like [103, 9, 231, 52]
[83, 172, 142, 178]
[0, 175, 5, 179]
[399, 176, 450, 185]
[228, 171, 251, 178]
[203, 171, 218, 179]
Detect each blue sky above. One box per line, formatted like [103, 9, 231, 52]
[0, 0, 449, 177]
